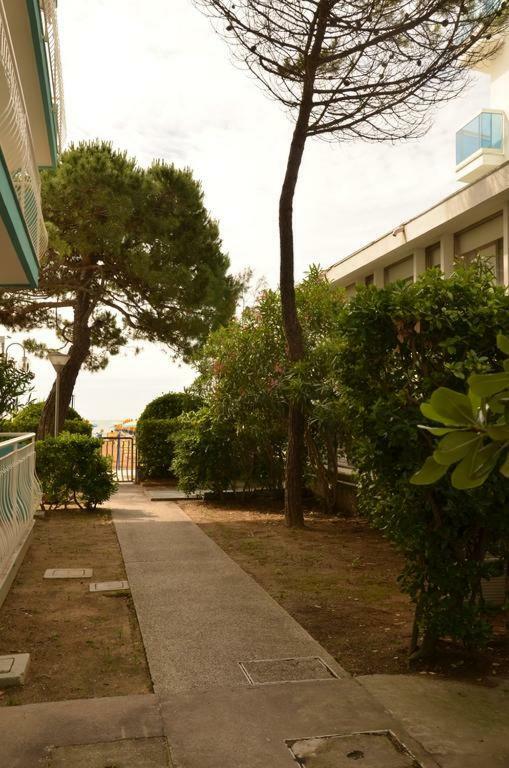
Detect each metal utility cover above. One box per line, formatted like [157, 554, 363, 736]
[47, 737, 170, 767]
[288, 730, 422, 768]
[44, 568, 93, 579]
[239, 656, 337, 685]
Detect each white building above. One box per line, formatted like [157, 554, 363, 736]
[0, 0, 65, 288]
[326, 39, 509, 293]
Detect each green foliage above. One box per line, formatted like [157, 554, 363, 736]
[139, 391, 203, 420]
[0, 141, 242, 435]
[137, 391, 203, 478]
[7, 401, 92, 437]
[412, 334, 509, 488]
[36, 433, 117, 510]
[171, 270, 345, 501]
[171, 408, 240, 495]
[0, 357, 33, 423]
[334, 264, 509, 652]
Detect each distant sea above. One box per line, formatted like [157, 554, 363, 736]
[90, 419, 136, 437]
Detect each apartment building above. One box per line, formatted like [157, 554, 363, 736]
[0, 0, 65, 288]
[326, 38, 509, 294]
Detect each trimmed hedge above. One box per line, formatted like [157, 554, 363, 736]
[7, 400, 92, 436]
[137, 391, 202, 479]
[36, 433, 117, 510]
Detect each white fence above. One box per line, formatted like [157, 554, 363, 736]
[0, 434, 41, 582]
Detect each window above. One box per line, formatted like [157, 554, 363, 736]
[384, 256, 413, 286]
[365, 274, 374, 286]
[457, 239, 503, 284]
[455, 215, 503, 283]
[425, 243, 441, 269]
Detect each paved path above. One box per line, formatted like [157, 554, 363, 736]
[108, 485, 440, 768]
[3, 486, 506, 767]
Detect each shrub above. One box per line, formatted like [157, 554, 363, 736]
[8, 400, 92, 436]
[137, 391, 203, 478]
[36, 433, 117, 510]
[172, 269, 345, 501]
[335, 263, 509, 655]
[0, 358, 33, 422]
[171, 408, 240, 495]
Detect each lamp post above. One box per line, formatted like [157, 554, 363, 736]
[47, 351, 70, 437]
[0, 336, 29, 370]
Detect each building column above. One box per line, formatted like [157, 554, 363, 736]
[413, 248, 426, 282]
[374, 266, 385, 288]
[440, 233, 455, 277]
[503, 201, 509, 287]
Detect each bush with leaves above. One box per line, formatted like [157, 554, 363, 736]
[172, 270, 345, 502]
[412, 333, 509, 488]
[8, 400, 92, 437]
[36, 433, 117, 510]
[0, 358, 33, 427]
[334, 263, 509, 656]
[137, 391, 202, 479]
[171, 407, 240, 495]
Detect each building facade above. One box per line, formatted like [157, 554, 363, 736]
[0, 0, 65, 288]
[326, 38, 509, 294]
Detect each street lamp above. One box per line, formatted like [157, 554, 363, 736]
[47, 351, 70, 437]
[0, 337, 29, 370]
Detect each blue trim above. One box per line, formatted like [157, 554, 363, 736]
[26, 0, 58, 168]
[0, 148, 39, 287]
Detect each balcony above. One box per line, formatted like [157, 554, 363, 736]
[0, 2, 47, 287]
[0, 433, 41, 607]
[456, 111, 506, 183]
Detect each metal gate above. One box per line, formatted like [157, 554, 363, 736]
[100, 436, 137, 483]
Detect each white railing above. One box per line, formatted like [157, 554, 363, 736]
[0, 3, 47, 261]
[40, 0, 66, 153]
[0, 434, 41, 580]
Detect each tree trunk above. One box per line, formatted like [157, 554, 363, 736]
[278, 1, 328, 527]
[279, 122, 308, 528]
[37, 293, 93, 440]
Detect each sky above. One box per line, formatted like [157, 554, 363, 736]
[8, 0, 491, 423]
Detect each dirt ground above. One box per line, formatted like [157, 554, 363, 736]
[182, 499, 509, 682]
[0, 509, 151, 706]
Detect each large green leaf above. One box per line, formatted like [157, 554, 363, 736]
[469, 372, 509, 398]
[433, 432, 482, 466]
[486, 424, 509, 441]
[410, 456, 448, 485]
[499, 451, 509, 478]
[451, 443, 500, 489]
[426, 387, 474, 425]
[496, 333, 509, 356]
[419, 425, 465, 436]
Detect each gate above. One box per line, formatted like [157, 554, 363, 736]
[100, 435, 137, 483]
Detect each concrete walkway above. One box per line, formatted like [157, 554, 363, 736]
[109, 485, 441, 768]
[3, 485, 506, 767]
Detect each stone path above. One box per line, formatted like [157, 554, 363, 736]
[2, 485, 507, 767]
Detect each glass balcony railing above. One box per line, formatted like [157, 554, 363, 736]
[456, 111, 504, 166]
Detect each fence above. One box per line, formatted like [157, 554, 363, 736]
[0, 433, 41, 584]
[100, 435, 137, 483]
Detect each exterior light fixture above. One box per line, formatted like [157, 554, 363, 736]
[47, 350, 70, 437]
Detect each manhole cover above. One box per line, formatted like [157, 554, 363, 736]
[287, 731, 422, 768]
[46, 737, 170, 767]
[239, 657, 337, 685]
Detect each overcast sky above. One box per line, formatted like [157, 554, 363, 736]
[12, 0, 490, 423]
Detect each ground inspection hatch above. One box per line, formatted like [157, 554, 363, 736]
[239, 656, 338, 685]
[45, 737, 171, 768]
[287, 730, 423, 768]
